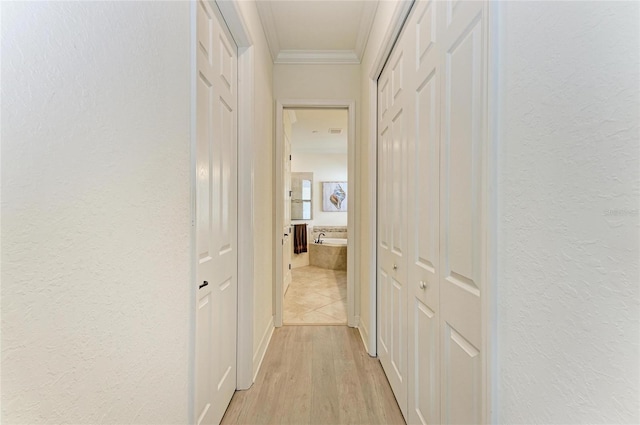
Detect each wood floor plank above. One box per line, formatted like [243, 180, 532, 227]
[220, 326, 405, 425]
[332, 327, 370, 424]
[310, 326, 340, 424]
[280, 326, 312, 424]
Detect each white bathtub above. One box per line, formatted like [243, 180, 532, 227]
[316, 238, 347, 246]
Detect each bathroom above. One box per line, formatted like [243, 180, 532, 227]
[284, 108, 349, 325]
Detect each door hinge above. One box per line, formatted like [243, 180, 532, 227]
[282, 239, 284, 246]
[289, 155, 292, 160]
[289, 190, 292, 197]
[289, 264, 292, 270]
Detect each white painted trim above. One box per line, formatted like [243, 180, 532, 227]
[354, 2, 379, 60]
[252, 317, 275, 382]
[275, 50, 360, 64]
[366, 80, 378, 357]
[346, 102, 357, 327]
[215, 0, 255, 391]
[274, 99, 357, 329]
[368, 0, 414, 80]
[255, 0, 280, 62]
[188, 2, 197, 422]
[486, 2, 500, 422]
[365, 0, 415, 357]
[357, 317, 371, 356]
[274, 102, 285, 328]
[216, 0, 253, 47]
[235, 45, 255, 390]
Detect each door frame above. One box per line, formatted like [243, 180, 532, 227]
[213, 0, 255, 392]
[274, 99, 357, 328]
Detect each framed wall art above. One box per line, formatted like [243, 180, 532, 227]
[322, 182, 347, 212]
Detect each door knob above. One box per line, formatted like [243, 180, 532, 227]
[393, 264, 398, 271]
[199, 281, 209, 289]
[419, 280, 427, 290]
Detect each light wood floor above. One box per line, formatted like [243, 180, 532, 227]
[221, 326, 405, 425]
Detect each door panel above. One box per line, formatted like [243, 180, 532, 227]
[378, 47, 408, 419]
[407, 1, 442, 423]
[443, 324, 481, 425]
[196, 1, 238, 424]
[439, 1, 485, 424]
[413, 299, 437, 425]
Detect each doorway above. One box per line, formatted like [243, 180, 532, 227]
[274, 100, 356, 328]
[284, 108, 349, 324]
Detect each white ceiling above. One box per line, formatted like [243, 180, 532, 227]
[289, 109, 348, 154]
[256, 1, 379, 64]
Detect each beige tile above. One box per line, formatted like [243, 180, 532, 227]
[285, 285, 311, 299]
[284, 310, 301, 323]
[295, 292, 336, 311]
[297, 310, 345, 325]
[306, 278, 339, 291]
[284, 299, 308, 317]
[315, 300, 347, 322]
[286, 265, 348, 324]
[318, 286, 346, 301]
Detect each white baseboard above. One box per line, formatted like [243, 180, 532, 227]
[252, 316, 275, 382]
[358, 319, 372, 356]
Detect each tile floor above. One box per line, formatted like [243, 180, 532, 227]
[284, 265, 347, 325]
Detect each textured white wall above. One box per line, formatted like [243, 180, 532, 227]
[234, 0, 275, 377]
[1, 2, 191, 423]
[496, 2, 640, 423]
[292, 153, 348, 227]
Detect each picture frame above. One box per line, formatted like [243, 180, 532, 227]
[322, 181, 347, 212]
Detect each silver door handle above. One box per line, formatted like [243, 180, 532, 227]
[419, 280, 427, 290]
[393, 264, 398, 270]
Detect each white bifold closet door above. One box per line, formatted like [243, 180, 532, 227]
[195, 1, 238, 424]
[378, 38, 409, 416]
[377, 1, 488, 423]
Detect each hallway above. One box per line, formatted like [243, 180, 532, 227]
[220, 326, 405, 425]
[2, 1, 637, 423]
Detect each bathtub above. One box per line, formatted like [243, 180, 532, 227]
[309, 238, 347, 270]
[317, 238, 347, 246]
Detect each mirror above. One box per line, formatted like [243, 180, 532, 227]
[292, 172, 313, 220]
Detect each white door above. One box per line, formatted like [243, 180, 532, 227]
[377, 0, 487, 423]
[406, 1, 442, 423]
[378, 45, 409, 419]
[282, 110, 293, 294]
[195, 1, 238, 424]
[438, 1, 486, 423]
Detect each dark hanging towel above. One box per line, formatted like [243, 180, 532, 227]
[293, 224, 308, 254]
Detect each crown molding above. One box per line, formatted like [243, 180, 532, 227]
[354, 1, 379, 60]
[255, 1, 280, 62]
[256, 0, 379, 65]
[275, 50, 361, 64]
